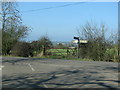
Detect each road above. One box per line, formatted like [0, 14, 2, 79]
[1, 57, 119, 89]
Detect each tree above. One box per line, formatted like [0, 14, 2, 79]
[77, 21, 108, 61]
[2, 30, 15, 55]
[1, 2, 22, 31]
[104, 32, 119, 62]
[1, 2, 30, 55]
[30, 41, 41, 56]
[38, 36, 53, 55]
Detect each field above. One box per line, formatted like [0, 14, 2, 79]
[45, 48, 79, 60]
[47, 48, 77, 56]
[47, 49, 68, 55]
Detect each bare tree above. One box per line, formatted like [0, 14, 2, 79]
[77, 21, 108, 61]
[1, 2, 22, 31]
[38, 36, 53, 56]
[1, 2, 30, 55]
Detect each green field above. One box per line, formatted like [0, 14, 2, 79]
[47, 49, 67, 55]
[47, 48, 76, 56]
[45, 48, 78, 59]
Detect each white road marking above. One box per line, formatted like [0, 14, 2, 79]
[27, 63, 35, 71]
[25, 63, 70, 68]
[42, 83, 48, 88]
[0, 65, 4, 70]
[55, 74, 66, 77]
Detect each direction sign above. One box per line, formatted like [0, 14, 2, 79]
[72, 40, 88, 44]
[80, 40, 88, 43]
[72, 40, 78, 43]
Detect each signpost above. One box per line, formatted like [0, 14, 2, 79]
[73, 37, 80, 58]
[73, 37, 88, 58]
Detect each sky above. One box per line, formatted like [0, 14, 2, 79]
[17, 2, 118, 42]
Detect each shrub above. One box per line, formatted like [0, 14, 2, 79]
[11, 42, 33, 57]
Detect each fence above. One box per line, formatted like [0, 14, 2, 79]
[46, 47, 77, 59]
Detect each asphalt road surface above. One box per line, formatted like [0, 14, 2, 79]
[1, 57, 119, 89]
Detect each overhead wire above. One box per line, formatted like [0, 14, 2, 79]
[20, 2, 86, 13]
